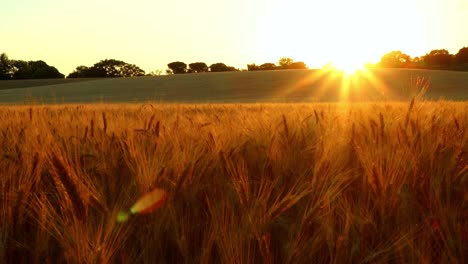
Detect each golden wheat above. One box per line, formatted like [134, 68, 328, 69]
[0, 101, 466, 263]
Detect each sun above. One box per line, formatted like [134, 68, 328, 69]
[328, 58, 366, 75]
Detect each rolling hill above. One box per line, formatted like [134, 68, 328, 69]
[0, 68, 467, 104]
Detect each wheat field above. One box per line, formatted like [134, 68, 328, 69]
[0, 101, 467, 263]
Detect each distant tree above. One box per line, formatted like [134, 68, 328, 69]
[454, 47, 468, 64]
[10, 60, 30, 79]
[422, 49, 453, 69]
[167, 61, 187, 74]
[259, 63, 277, 71]
[0, 53, 13, 80]
[93, 60, 121, 77]
[32, 66, 63, 79]
[289, 61, 307, 69]
[118, 63, 146, 77]
[379, 50, 412, 68]
[247, 64, 260, 71]
[22, 60, 62, 79]
[278, 57, 294, 69]
[248, 59, 306, 71]
[404, 56, 423, 68]
[189, 62, 208, 73]
[67, 65, 105, 78]
[210, 63, 237, 72]
[10, 60, 64, 79]
[93, 59, 145, 77]
[67, 59, 145, 78]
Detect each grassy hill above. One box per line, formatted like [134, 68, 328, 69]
[0, 68, 467, 104]
[0, 78, 100, 90]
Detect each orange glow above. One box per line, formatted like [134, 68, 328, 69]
[329, 61, 365, 76]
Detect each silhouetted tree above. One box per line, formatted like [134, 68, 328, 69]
[423, 49, 453, 69]
[189, 62, 208, 73]
[10, 60, 64, 79]
[411, 56, 423, 67]
[10, 60, 31, 79]
[379, 50, 412, 68]
[259, 63, 277, 71]
[452, 47, 468, 71]
[278, 57, 294, 69]
[32, 66, 63, 79]
[67, 60, 145, 78]
[93, 59, 145, 77]
[247, 64, 260, 71]
[248, 59, 307, 71]
[67, 66, 95, 78]
[289, 61, 307, 69]
[0, 53, 13, 80]
[455, 47, 468, 64]
[210, 63, 237, 72]
[167, 61, 187, 74]
[118, 63, 146, 77]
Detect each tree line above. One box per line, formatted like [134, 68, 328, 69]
[1, 46, 467, 80]
[0, 53, 64, 80]
[377, 47, 468, 70]
[247, 57, 307, 71]
[166, 61, 238, 74]
[67, 59, 145, 78]
[165, 58, 308, 74]
[0, 54, 146, 80]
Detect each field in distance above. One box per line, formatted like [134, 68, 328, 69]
[1, 68, 467, 103]
[1, 101, 466, 262]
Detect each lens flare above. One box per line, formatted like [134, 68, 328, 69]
[117, 187, 167, 222]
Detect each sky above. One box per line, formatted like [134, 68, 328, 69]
[2, 0, 468, 75]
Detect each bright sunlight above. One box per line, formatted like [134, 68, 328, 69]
[329, 59, 365, 75]
[325, 48, 373, 75]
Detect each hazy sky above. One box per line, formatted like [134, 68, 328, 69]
[2, 0, 467, 75]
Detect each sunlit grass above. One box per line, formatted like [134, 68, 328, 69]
[0, 101, 467, 262]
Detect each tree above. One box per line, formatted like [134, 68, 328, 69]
[0, 53, 13, 80]
[209, 63, 237, 72]
[189, 62, 208, 73]
[32, 65, 64, 79]
[93, 59, 124, 77]
[248, 59, 307, 71]
[92, 59, 145, 77]
[278, 57, 294, 69]
[454, 47, 468, 64]
[379, 51, 412, 68]
[422, 49, 453, 69]
[10, 60, 64, 79]
[68, 66, 93, 78]
[247, 63, 260, 71]
[167, 61, 187, 74]
[118, 63, 146, 77]
[411, 56, 422, 65]
[72, 65, 108, 78]
[67, 60, 145, 78]
[259, 63, 277, 71]
[10, 60, 31, 79]
[289, 61, 307, 69]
